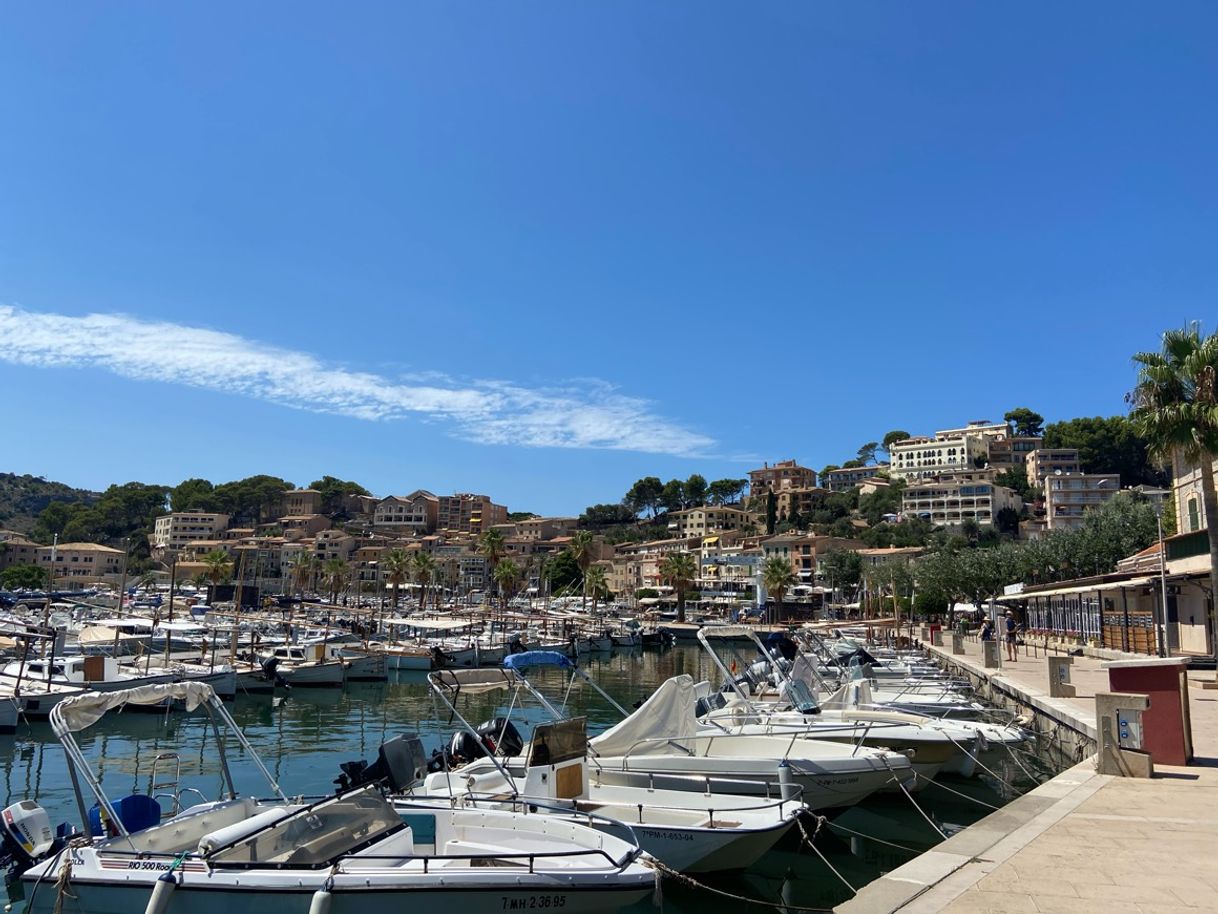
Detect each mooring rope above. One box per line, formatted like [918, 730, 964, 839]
[644, 856, 835, 912]
[795, 815, 857, 896]
[823, 818, 926, 854]
[883, 761, 949, 840]
[921, 774, 1002, 811]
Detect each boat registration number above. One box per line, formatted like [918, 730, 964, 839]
[501, 895, 567, 910]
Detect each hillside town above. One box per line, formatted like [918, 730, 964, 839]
[3, 407, 1213, 660]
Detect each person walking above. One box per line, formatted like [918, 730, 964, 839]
[1004, 610, 1019, 662]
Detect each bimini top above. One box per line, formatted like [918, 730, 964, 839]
[52, 681, 216, 735]
[503, 650, 573, 671]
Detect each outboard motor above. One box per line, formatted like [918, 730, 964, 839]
[476, 717, 524, 758]
[260, 655, 290, 689]
[335, 735, 428, 792]
[507, 634, 527, 655]
[765, 632, 799, 662]
[1, 801, 55, 874]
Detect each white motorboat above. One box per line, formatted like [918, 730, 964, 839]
[589, 675, 914, 810]
[259, 643, 347, 687]
[415, 657, 804, 873]
[7, 683, 656, 914]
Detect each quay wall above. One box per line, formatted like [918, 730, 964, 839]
[924, 642, 1097, 768]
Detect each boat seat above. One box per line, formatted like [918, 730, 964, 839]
[121, 798, 259, 854]
[342, 826, 414, 868]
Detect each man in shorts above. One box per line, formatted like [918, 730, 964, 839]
[1004, 610, 1019, 662]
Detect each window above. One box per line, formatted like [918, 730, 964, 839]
[1189, 498, 1200, 532]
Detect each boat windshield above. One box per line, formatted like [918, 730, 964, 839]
[208, 788, 401, 867]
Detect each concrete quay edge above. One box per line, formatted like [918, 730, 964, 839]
[923, 642, 1098, 741]
[833, 757, 1107, 914]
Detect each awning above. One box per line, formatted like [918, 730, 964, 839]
[999, 576, 1158, 602]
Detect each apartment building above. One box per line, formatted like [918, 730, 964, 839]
[749, 460, 817, 494]
[313, 529, 357, 562]
[822, 467, 888, 492]
[37, 542, 125, 580]
[1044, 473, 1120, 530]
[986, 436, 1042, 469]
[373, 491, 439, 533]
[1026, 448, 1082, 486]
[438, 494, 509, 535]
[152, 512, 230, 550]
[772, 487, 828, 520]
[283, 489, 323, 516]
[761, 533, 866, 579]
[666, 506, 749, 539]
[901, 471, 1022, 527]
[0, 532, 41, 570]
[516, 516, 579, 542]
[856, 546, 926, 569]
[889, 421, 1009, 482]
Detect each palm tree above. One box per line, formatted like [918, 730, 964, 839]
[382, 548, 412, 610]
[570, 529, 596, 611]
[202, 550, 232, 591]
[478, 529, 507, 601]
[762, 555, 797, 624]
[291, 553, 317, 599]
[583, 564, 610, 612]
[321, 558, 349, 605]
[492, 559, 522, 609]
[658, 551, 698, 624]
[1131, 323, 1218, 662]
[411, 552, 436, 611]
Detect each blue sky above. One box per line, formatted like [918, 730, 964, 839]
[2, 3, 1215, 515]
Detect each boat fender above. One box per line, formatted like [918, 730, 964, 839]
[309, 876, 335, 914]
[777, 760, 799, 801]
[143, 870, 178, 914]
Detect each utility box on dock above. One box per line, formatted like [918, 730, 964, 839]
[1048, 657, 1075, 698]
[1096, 692, 1153, 777]
[931, 629, 943, 647]
[951, 633, 964, 655]
[1103, 657, 1193, 766]
[982, 640, 1000, 669]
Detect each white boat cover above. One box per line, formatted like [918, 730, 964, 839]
[819, 679, 873, 711]
[77, 625, 135, 645]
[431, 668, 512, 694]
[590, 674, 697, 757]
[55, 681, 215, 733]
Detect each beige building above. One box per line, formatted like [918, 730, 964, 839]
[0, 532, 41, 570]
[152, 512, 230, 550]
[890, 421, 1011, 482]
[749, 460, 817, 494]
[775, 487, 828, 520]
[1044, 473, 1120, 530]
[37, 542, 125, 580]
[373, 491, 439, 533]
[761, 533, 866, 580]
[516, 517, 579, 542]
[313, 529, 357, 563]
[901, 471, 1022, 527]
[283, 489, 323, 516]
[667, 506, 749, 539]
[1026, 448, 1082, 486]
[823, 466, 889, 492]
[856, 546, 925, 569]
[1172, 453, 1217, 535]
[986, 436, 1042, 469]
[438, 494, 508, 535]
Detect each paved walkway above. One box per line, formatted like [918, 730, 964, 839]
[836, 639, 1218, 913]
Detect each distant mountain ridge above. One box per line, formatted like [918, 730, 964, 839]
[0, 473, 100, 536]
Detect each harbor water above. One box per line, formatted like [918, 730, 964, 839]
[1, 645, 1057, 912]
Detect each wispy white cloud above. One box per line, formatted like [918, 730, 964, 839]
[0, 305, 714, 457]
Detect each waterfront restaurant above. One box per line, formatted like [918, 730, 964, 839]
[997, 529, 1215, 657]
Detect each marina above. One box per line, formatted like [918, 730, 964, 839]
[0, 630, 1058, 914]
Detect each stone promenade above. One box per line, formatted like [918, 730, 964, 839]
[836, 637, 1218, 913]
